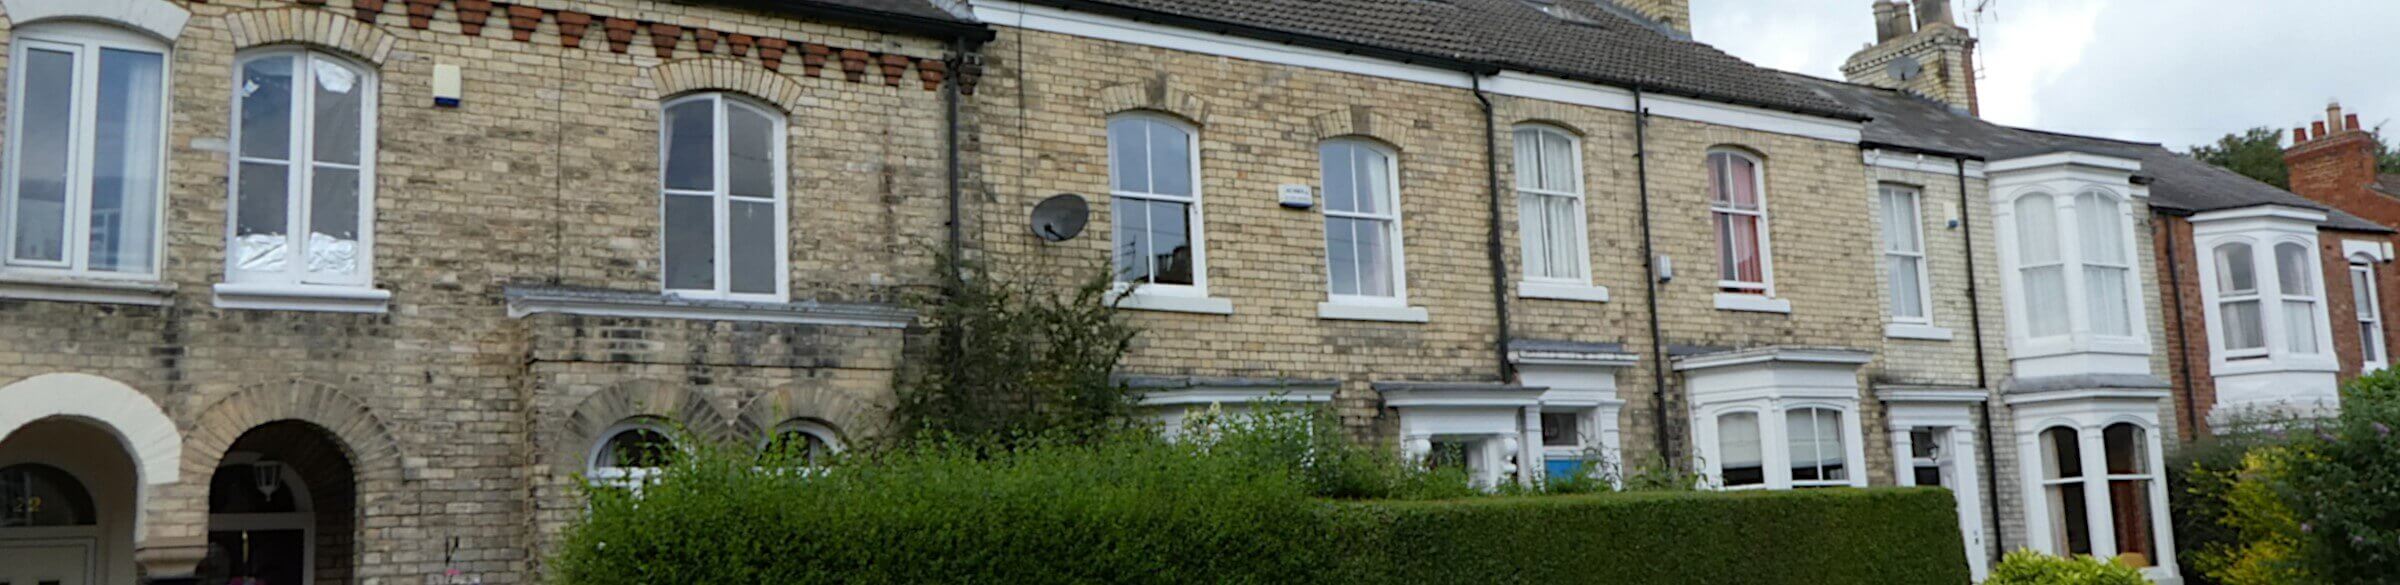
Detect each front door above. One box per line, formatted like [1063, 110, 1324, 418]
[0, 540, 94, 585]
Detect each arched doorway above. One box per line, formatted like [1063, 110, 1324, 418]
[199, 422, 355, 585]
[0, 463, 100, 585]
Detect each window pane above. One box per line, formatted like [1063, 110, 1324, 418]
[2041, 427, 2091, 556]
[1890, 256, 1925, 319]
[307, 167, 361, 277]
[1512, 129, 1541, 191]
[2286, 300, 2320, 353]
[728, 105, 776, 199]
[11, 47, 76, 263]
[239, 56, 295, 160]
[1112, 197, 1150, 283]
[2215, 244, 2257, 293]
[2223, 300, 2266, 351]
[1108, 118, 1149, 194]
[2026, 265, 2070, 337]
[1321, 141, 1356, 213]
[728, 199, 776, 294]
[662, 195, 714, 290]
[2076, 193, 2125, 265]
[309, 59, 364, 166]
[1354, 219, 1393, 297]
[1327, 216, 1360, 296]
[2088, 266, 2131, 336]
[1544, 195, 1581, 280]
[2015, 195, 2058, 264]
[663, 100, 714, 192]
[1540, 412, 1579, 447]
[2103, 424, 2147, 475]
[1717, 412, 1763, 487]
[1787, 408, 1846, 482]
[1148, 121, 1192, 198]
[1147, 201, 1193, 286]
[597, 428, 675, 468]
[1518, 192, 1547, 277]
[1718, 213, 1762, 285]
[1882, 188, 1920, 253]
[234, 162, 292, 272]
[1357, 145, 1391, 216]
[2110, 477, 2156, 566]
[88, 49, 165, 273]
[1709, 153, 1759, 210]
[1541, 132, 1576, 192]
[2041, 427, 2083, 479]
[2275, 243, 2314, 296]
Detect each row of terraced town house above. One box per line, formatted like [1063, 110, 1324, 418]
[1, 0, 2391, 584]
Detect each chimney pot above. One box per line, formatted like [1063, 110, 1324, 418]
[2295, 127, 2310, 144]
[1872, 1, 1911, 43]
[2313, 120, 2329, 139]
[1912, 0, 1952, 29]
[2328, 103, 2346, 130]
[2347, 114, 2363, 134]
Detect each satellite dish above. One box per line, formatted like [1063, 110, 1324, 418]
[1030, 194, 1090, 242]
[1888, 54, 1924, 82]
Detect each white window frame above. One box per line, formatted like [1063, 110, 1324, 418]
[760, 419, 845, 468]
[1106, 112, 1210, 300]
[2197, 235, 2340, 368]
[1694, 401, 1866, 491]
[1, 22, 171, 280]
[225, 47, 379, 289]
[1707, 149, 1775, 299]
[2272, 241, 2325, 356]
[2076, 191, 2138, 338]
[1513, 124, 1592, 286]
[1995, 187, 2151, 355]
[2211, 240, 2270, 361]
[1881, 184, 1934, 325]
[2351, 255, 2387, 371]
[1319, 137, 1411, 309]
[657, 92, 790, 303]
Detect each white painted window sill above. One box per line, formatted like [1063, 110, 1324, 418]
[1110, 291, 1234, 315]
[1712, 293, 1791, 314]
[1317, 301, 1429, 323]
[1517, 281, 1610, 303]
[1886, 323, 1955, 341]
[504, 286, 916, 328]
[0, 272, 177, 306]
[213, 282, 392, 314]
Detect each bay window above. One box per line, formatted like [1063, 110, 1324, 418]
[4, 23, 169, 278]
[229, 49, 376, 287]
[1717, 411, 1764, 488]
[1785, 407, 1849, 487]
[2203, 237, 2335, 364]
[1515, 125, 1588, 283]
[660, 92, 787, 301]
[2012, 396, 2179, 580]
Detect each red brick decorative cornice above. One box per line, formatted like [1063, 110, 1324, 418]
[259, 0, 964, 93]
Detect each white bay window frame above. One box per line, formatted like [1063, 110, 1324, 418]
[2007, 390, 2181, 582]
[1677, 348, 1871, 491]
[1989, 152, 2153, 378]
[2190, 205, 2339, 422]
[2, 22, 171, 283]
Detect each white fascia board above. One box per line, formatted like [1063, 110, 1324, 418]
[1864, 149, 1986, 178]
[970, 1, 1863, 144]
[2341, 238, 2392, 262]
[1382, 388, 1546, 408]
[1876, 387, 1989, 404]
[2001, 388, 2170, 406]
[1672, 346, 1875, 371]
[2190, 204, 2330, 225]
[1986, 151, 2143, 175]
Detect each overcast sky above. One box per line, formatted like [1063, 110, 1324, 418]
[1689, 0, 2400, 151]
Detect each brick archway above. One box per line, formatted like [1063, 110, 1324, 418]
[732, 386, 886, 445]
[554, 379, 744, 471]
[646, 56, 812, 114]
[218, 6, 403, 65]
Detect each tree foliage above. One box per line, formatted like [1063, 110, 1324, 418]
[891, 255, 1141, 451]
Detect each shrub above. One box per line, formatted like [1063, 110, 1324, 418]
[1987, 551, 2152, 585]
[2170, 417, 2294, 585]
[1349, 488, 1969, 584]
[552, 431, 1972, 585]
[1180, 403, 1482, 501]
[2265, 369, 2400, 582]
[891, 256, 1141, 451]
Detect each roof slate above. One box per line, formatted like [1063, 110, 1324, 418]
[1015, 0, 1861, 120]
[1784, 73, 2392, 233]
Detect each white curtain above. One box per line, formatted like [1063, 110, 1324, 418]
[2215, 244, 2265, 351]
[2016, 195, 2070, 336]
[2278, 243, 2320, 353]
[2077, 194, 2131, 335]
[1882, 187, 1925, 319]
[90, 49, 164, 274]
[1718, 413, 1762, 470]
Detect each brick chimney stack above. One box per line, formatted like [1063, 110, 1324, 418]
[1842, 0, 1981, 115]
[2285, 101, 2400, 228]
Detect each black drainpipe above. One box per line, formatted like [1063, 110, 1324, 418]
[944, 37, 966, 269]
[1473, 77, 1516, 383]
[1957, 158, 2006, 555]
[2161, 215, 2200, 439]
[1634, 89, 1674, 466]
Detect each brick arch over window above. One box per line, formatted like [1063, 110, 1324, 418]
[731, 386, 884, 443]
[646, 56, 811, 114]
[555, 380, 744, 469]
[1098, 76, 1211, 127]
[1, 0, 190, 41]
[1311, 105, 1417, 153]
[219, 7, 401, 65]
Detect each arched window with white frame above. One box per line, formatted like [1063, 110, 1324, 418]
[660, 92, 788, 301]
[761, 419, 843, 468]
[2037, 426, 2092, 556]
[587, 422, 677, 493]
[2213, 242, 2267, 359]
[1707, 149, 1770, 295]
[2274, 242, 2322, 355]
[4, 22, 170, 279]
[1320, 138, 1407, 305]
[1107, 113, 1204, 293]
[2350, 254, 2386, 370]
[1514, 124, 1587, 283]
[229, 48, 377, 288]
[2103, 423, 2158, 567]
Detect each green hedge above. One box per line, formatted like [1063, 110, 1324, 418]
[1347, 488, 1969, 584]
[553, 435, 1970, 585]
